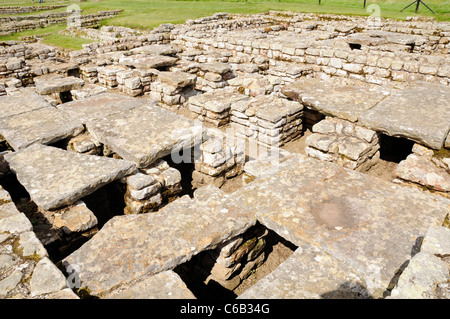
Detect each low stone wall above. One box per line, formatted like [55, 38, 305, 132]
[305, 116, 380, 172]
[0, 5, 66, 15]
[0, 10, 122, 35]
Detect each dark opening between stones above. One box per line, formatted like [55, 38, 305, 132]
[174, 222, 297, 299]
[379, 134, 414, 163]
[59, 91, 73, 104]
[67, 67, 80, 78]
[349, 43, 362, 50]
[81, 180, 126, 229]
[163, 152, 196, 198]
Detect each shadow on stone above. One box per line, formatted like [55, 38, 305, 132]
[320, 281, 373, 299]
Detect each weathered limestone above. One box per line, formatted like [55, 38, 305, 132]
[188, 89, 248, 126]
[57, 92, 148, 124]
[62, 189, 256, 297]
[0, 90, 51, 120]
[0, 107, 84, 150]
[97, 65, 128, 89]
[192, 136, 243, 189]
[389, 226, 450, 299]
[34, 74, 84, 95]
[195, 62, 232, 91]
[87, 105, 205, 168]
[106, 270, 195, 299]
[305, 117, 380, 172]
[70, 83, 107, 100]
[122, 159, 182, 214]
[0, 185, 77, 299]
[230, 95, 303, 147]
[39, 200, 98, 236]
[119, 55, 178, 70]
[184, 223, 268, 291]
[358, 82, 450, 150]
[4, 144, 136, 210]
[149, 71, 197, 106]
[239, 245, 369, 299]
[130, 44, 180, 56]
[394, 143, 450, 197]
[281, 77, 390, 122]
[66, 132, 102, 155]
[231, 153, 450, 298]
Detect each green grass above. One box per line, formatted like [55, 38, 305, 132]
[41, 33, 94, 50]
[0, 0, 448, 50]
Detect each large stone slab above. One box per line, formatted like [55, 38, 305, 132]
[105, 270, 195, 299]
[281, 77, 390, 122]
[0, 107, 84, 150]
[57, 93, 148, 124]
[130, 44, 180, 56]
[119, 55, 178, 69]
[87, 105, 205, 168]
[238, 245, 370, 299]
[62, 192, 255, 297]
[35, 75, 84, 95]
[0, 90, 51, 120]
[5, 144, 136, 210]
[358, 82, 450, 150]
[229, 153, 450, 297]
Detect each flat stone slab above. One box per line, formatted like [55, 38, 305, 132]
[5, 144, 136, 210]
[0, 90, 51, 120]
[230, 153, 450, 297]
[281, 77, 390, 122]
[119, 55, 178, 69]
[189, 89, 248, 113]
[105, 270, 195, 299]
[157, 71, 196, 88]
[87, 105, 205, 168]
[358, 82, 450, 150]
[57, 93, 148, 124]
[130, 44, 180, 56]
[197, 62, 231, 75]
[238, 245, 370, 299]
[34, 75, 84, 95]
[62, 192, 255, 297]
[0, 107, 84, 150]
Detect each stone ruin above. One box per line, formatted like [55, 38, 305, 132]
[0, 10, 449, 299]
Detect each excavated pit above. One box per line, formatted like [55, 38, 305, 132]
[174, 222, 297, 299]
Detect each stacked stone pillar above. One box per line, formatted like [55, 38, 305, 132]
[305, 116, 380, 172]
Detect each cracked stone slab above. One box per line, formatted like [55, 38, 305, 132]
[0, 107, 84, 150]
[62, 193, 255, 297]
[0, 90, 52, 120]
[358, 82, 450, 150]
[238, 245, 370, 299]
[281, 77, 390, 122]
[4, 144, 136, 210]
[34, 75, 84, 95]
[105, 271, 195, 299]
[229, 153, 450, 298]
[87, 105, 206, 168]
[57, 93, 149, 124]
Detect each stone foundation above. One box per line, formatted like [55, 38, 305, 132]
[305, 116, 380, 172]
[121, 159, 182, 214]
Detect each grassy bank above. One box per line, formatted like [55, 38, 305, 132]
[0, 0, 448, 49]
